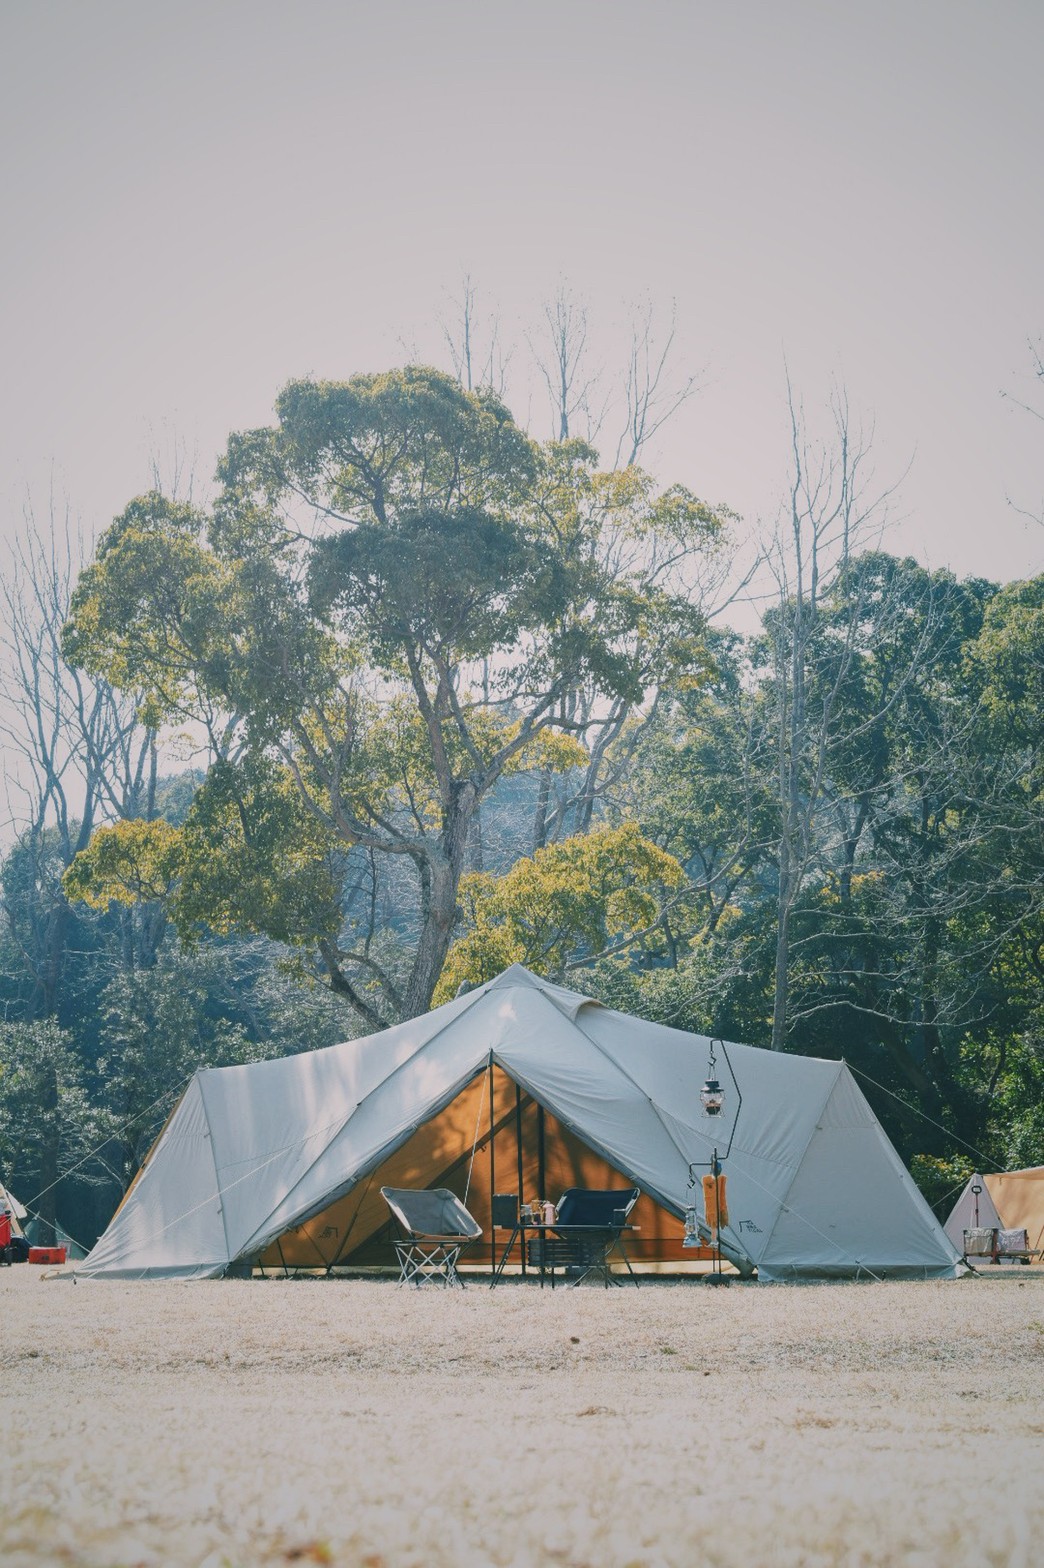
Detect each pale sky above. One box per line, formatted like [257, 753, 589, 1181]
[1, 0, 1042, 590]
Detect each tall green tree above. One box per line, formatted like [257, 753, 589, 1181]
[64, 367, 729, 1023]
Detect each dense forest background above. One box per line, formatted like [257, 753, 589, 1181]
[2, 320, 1041, 1250]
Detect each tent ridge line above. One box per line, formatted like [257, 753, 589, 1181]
[565, 1001, 757, 1262]
[337, 1081, 535, 1267]
[83, 1105, 360, 1278]
[490, 1054, 753, 1276]
[103, 1072, 198, 1231]
[493, 1054, 672, 1215]
[748, 1062, 952, 1281]
[573, 1011, 772, 1166]
[567, 1004, 702, 1172]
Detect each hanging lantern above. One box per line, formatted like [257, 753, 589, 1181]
[700, 1040, 725, 1116]
[690, 1040, 742, 1285]
[700, 1077, 725, 1116]
[683, 1162, 704, 1248]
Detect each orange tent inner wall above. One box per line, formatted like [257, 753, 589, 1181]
[259, 1064, 708, 1271]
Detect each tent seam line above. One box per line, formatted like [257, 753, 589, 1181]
[756, 1060, 845, 1265]
[239, 988, 498, 1251]
[198, 1071, 234, 1267]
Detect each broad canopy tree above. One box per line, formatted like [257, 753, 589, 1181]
[63, 368, 728, 1023]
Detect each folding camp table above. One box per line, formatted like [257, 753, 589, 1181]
[491, 1187, 641, 1288]
[380, 1187, 483, 1288]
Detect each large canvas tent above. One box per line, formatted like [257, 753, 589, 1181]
[944, 1168, 1044, 1259]
[80, 964, 961, 1283]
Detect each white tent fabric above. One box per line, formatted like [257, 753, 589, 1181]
[80, 964, 962, 1282]
[943, 1173, 1003, 1251]
[0, 1180, 28, 1224]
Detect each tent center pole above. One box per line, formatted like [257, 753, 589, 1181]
[515, 1083, 525, 1277]
[488, 1054, 495, 1274]
[537, 1103, 546, 1206]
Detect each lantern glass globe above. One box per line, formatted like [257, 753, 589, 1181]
[700, 1078, 725, 1116]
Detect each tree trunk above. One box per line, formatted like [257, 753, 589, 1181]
[532, 769, 551, 852]
[771, 854, 792, 1053]
[36, 1062, 60, 1247]
[401, 782, 478, 1019]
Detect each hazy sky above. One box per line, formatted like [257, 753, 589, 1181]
[1, 1, 1042, 589]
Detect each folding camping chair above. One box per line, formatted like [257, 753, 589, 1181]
[380, 1187, 483, 1288]
[528, 1187, 641, 1288]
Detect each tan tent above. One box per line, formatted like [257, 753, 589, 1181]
[944, 1167, 1044, 1260]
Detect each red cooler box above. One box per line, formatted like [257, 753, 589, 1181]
[28, 1246, 67, 1265]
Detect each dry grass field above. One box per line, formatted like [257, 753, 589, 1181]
[3, 1267, 1043, 1568]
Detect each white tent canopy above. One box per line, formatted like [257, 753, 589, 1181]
[0, 1179, 28, 1233]
[80, 964, 961, 1283]
[943, 1173, 1003, 1249]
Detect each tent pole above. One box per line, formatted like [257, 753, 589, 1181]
[488, 1054, 496, 1273]
[516, 1083, 526, 1277]
[538, 1103, 546, 1206]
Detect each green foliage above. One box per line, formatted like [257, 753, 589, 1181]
[435, 823, 685, 1002]
[62, 818, 184, 908]
[0, 825, 109, 1028]
[909, 1153, 974, 1213]
[309, 504, 549, 665]
[970, 575, 1044, 745]
[63, 757, 345, 957]
[175, 757, 343, 947]
[62, 366, 730, 1020]
[62, 494, 240, 728]
[95, 953, 265, 1179]
[40, 358, 1044, 1184]
[607, 561, 1044, 1163]
[217, 367, 539, 537]
[0, 1019, 105, 1234]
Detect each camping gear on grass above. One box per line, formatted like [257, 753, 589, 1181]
[944, 1169, 1044, 1264]
[79, 964, 962, 1284]
[529, 1186, 641, 1289]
